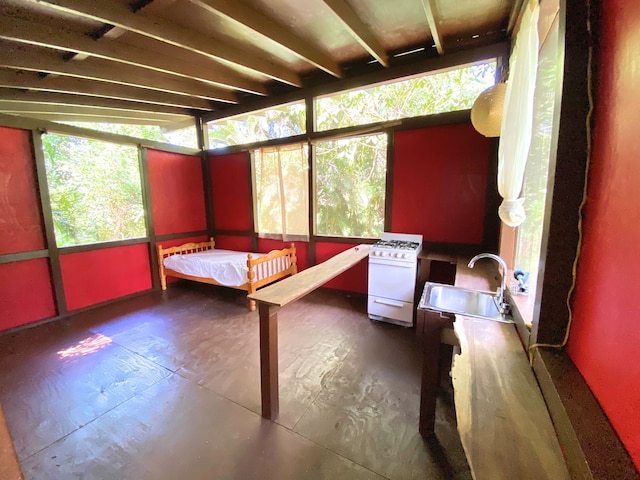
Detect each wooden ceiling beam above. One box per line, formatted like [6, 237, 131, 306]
[420, 0, 444, 55]
[0, 16, 268, 95]
[321, 0, 388, 67]
[190, 0, 342, 78]
[0, 101, 189, 123]
[102, 0, 179, 40]
[0, 44, 236, 103]
[30, 0, 302, 86]
[0, 89, 193, 116]
[4, 112, 180, 126]
[0, 70, 215, 110]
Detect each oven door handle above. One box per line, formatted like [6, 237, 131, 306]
[374, 298, 405, 308]
[368, 258, 414, 267]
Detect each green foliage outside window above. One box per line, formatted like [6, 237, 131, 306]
[62, 122, 198, 149]
[315, 62, 496, 131]
[315, 134, 387, 238]
[207, 101, 306, 148]
[42, 134, 146, 247]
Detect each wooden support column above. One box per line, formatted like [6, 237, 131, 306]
[259, 303, 279, 420]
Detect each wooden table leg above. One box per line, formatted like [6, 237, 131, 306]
[419, 311, 455, 436]
[259, 302, 279, 420]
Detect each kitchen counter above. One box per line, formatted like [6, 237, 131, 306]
[450, 258, 570, 480]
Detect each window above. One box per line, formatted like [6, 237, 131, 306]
[315, 62, 496, 131]
[514, 16, 561, 303]
[314, 133, 387, 238]
[60, 122, 198, 149]
[208, 101, 306, 148]
[42, 133, 146, 247]
[252, 144, 309, 240]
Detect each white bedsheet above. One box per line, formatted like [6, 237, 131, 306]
[163, 249, 264, 287]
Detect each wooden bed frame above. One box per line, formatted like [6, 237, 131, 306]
[157, 238, 297, 311]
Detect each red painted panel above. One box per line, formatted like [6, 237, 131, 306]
[60, 244, 151, 311]
[0, 258, 56, 331]
[257, 238, 308, 271]
[147, 150, 206, 236]
[213, 235, 253, 252]
[392, 124, 490, 244]
[315, 242, 367, 294]
[209, 152, 252, 231]
[0, 127, 45, 254]
[567, 0, 640, 469]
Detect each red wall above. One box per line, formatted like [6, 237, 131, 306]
[392, 124, 490, 243]
[316, 242, 367, 294]
[0, 127, 45, 254]
[0, 127, 56, 331]
[147, 149, 206, 235]
[209, 152, 252, 231]
[60, 244, 152, 311]
[214, 234, 253, 252]
[0, 259, 56, 331]
[567, 0, 640, 469]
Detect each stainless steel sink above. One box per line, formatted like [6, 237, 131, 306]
[418, 282, 512, 323]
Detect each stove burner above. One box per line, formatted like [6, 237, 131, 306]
[373, 240, 420, 250]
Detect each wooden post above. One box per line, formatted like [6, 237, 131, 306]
[259, 302, 279, 420]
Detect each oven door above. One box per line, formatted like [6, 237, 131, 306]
[367, 257, 417, 302]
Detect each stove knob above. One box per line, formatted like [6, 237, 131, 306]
[402, 253, 408, 259]
[393, 253, 400, 258]
[380, 251, 387, 257]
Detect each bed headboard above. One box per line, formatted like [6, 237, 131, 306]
[157, 237, 216, 260]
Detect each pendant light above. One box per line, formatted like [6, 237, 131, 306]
[470, 82, 507, 137]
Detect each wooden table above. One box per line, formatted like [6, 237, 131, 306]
[248, 244, 370, 420]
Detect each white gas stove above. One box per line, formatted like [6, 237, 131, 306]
[368, 232, 423, 326]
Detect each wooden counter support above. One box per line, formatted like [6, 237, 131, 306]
[417, 308, 458, 436]
[249, 245, 370, 420]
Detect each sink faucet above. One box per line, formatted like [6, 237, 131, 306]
[468, 253, 509, 314]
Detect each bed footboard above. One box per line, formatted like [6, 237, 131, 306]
[246, 243, 297, 309]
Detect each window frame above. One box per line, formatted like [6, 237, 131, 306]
[311, 132, 389, 239]
[250, 142, 310, 242]
[41, 132, 148, 249]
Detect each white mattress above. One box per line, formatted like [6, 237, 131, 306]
[163, 249, 264, 287]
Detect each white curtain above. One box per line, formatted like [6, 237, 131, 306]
[497, 0, 540, 227]
[252, 143, 309, 241]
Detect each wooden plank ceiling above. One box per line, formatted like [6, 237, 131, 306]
[0, 0, 515, 128]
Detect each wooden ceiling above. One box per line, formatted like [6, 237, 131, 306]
[0, 0, 517, 128]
